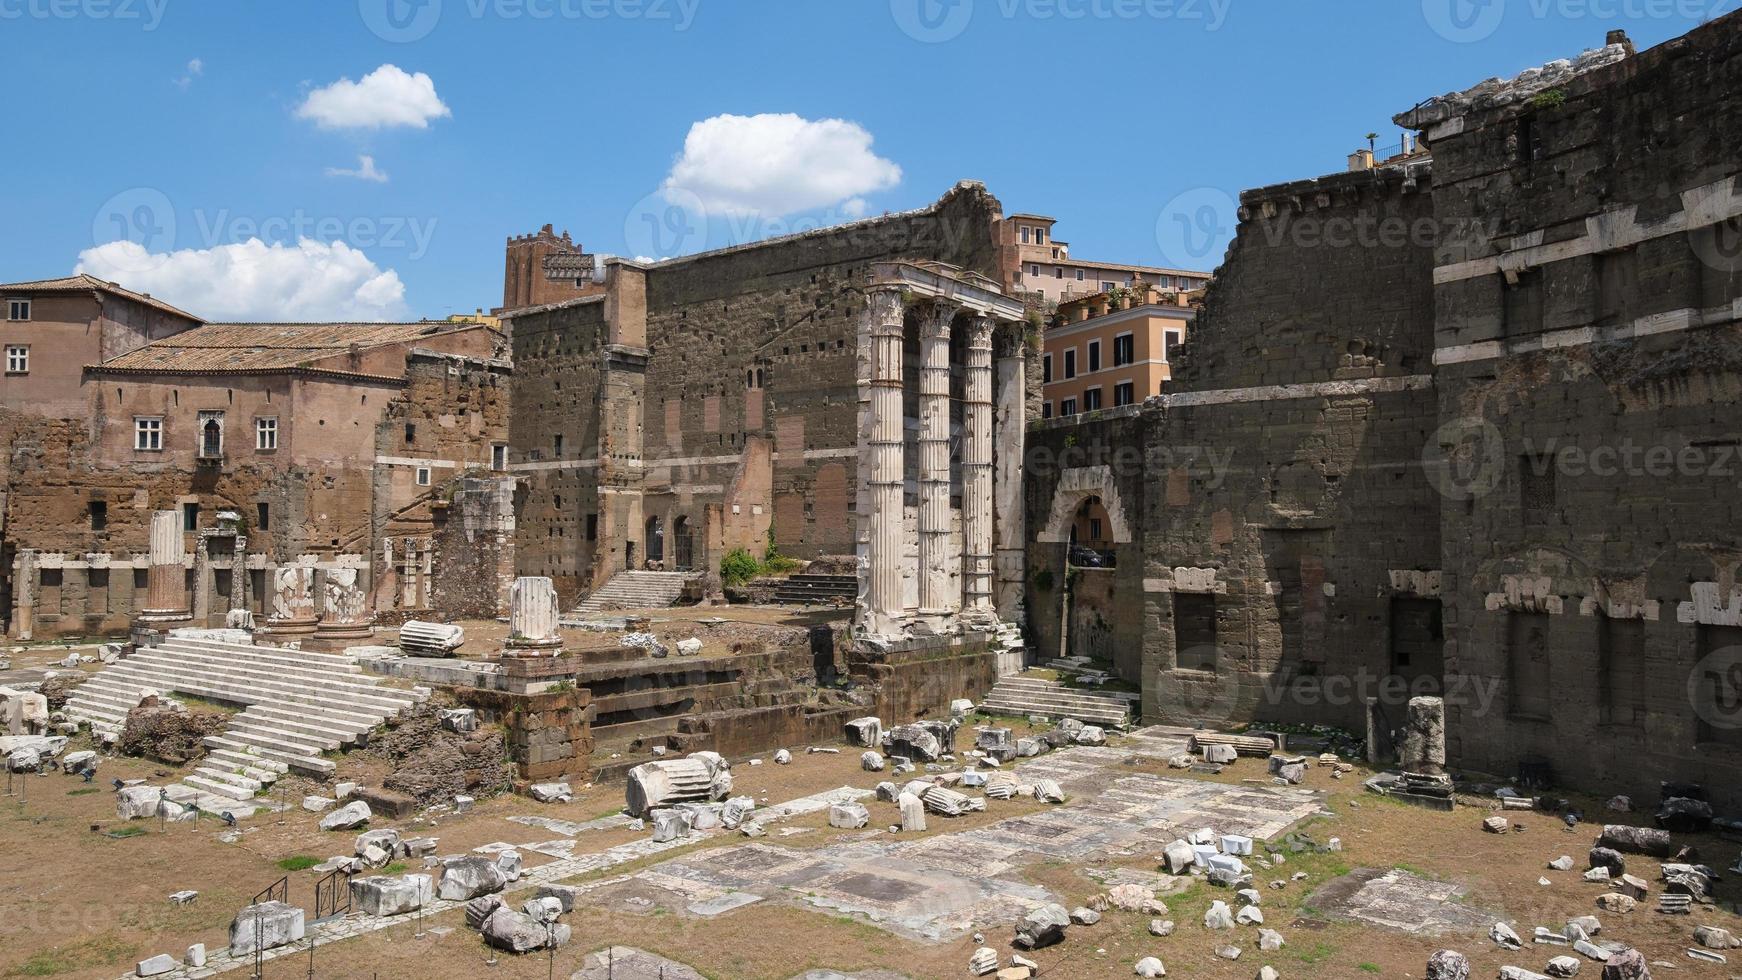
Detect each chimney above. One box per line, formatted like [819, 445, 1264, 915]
[1348, 149, 1376, 172]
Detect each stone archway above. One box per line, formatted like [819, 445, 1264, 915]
[1034, 466, 1135, 672]
[1036, 466, 1134, 545]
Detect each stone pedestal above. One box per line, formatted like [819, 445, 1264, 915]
[315, 567, 374, 641]
[261, 566, 318, 637]
[504, 576, 562, 655]
[135, 510, 191, 627]
[1398, 695, 1447, 774]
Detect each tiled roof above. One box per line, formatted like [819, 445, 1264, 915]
[0, 273, 203, 322]
[91, 321, 489, 374]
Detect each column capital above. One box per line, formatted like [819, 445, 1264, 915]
[966, 314, 995, 348]
[866, 287, 905, 333]
[921, 299, 959, 338]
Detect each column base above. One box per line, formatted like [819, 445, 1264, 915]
[314, 620, 376, 641]
[134, 610, 192, 628]
[260, 617, 319, 637]
[503, 639, 564, 658]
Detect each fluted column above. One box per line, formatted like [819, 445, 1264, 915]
[315, 566, 374, 641]
[137, 510, 190, 624]
[962, 315, 995, 614]
[504, 576, 562, 654]
[863, 288, 907, 633]
[917, 302, 955, 617]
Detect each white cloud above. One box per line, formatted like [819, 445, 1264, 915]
[76, 239, 409, 322]
[295, 64, 451, 130]
[325, 154, 390, 183]
[660, 113, 902, 217]
[174, 58, 203, 91]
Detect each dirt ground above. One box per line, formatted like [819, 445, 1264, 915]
[4, 692, 1741, 979]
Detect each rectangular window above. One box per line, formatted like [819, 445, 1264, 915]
[1599, 615, 1645, 727]
[1054, 267, 1064, 279]
[1042, 402, 1053, 419]
[1113, 382, 1134, 407]
[1042, 354, 1053, 384]
[586, 513, 598, 541]
[1075, 269, 1085, 281]
[1113, 333, 1134, 367]
[1059, 398, 1077, 417]
[1020, 226, 1031, 244]
[1082, 387, 1102, 411]
[415, 467, 432, 487]
[4, 345, 26, 374]
[492, 444, 508, 471]
[553, 433, 565, 458]
[182, 502, 200, 532]
[1035, 226, 1045, 244]
[1389, 597, 1445, 689]
[1520, 455, 1556, 527]
[1508, 611, 1552, 719]
[1030, 264, 1040, 277]
[197, 411, 224, 458]
[404, 422, 416, 445]
[255, 417, 278, 451]
[1102, 281, 1116, 291]
[6, 298, 28, 321]
[1063, 349, 1077, 380]
[1087, 340, 1101, 373]
[89, 500, 107, 531]
[256, 502, 270, 531]
[134, 417, 163, 451]
[1163, 330, 1182, 360]
[1175, 593, 1218, 670]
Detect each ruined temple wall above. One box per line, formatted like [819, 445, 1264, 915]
[511, 183, 1009, 602]
[1025, 167, 1442, 731]
[1425, 16, 1742, 803]
[509, 298, 608, 601]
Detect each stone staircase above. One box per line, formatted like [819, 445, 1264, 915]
[978, 671, 1134, 728]
[771, 573, 856, 605]
[63, 635, 426, 816]
[569, 571, 691, 616]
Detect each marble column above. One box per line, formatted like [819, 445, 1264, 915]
[137, 510, 190, 625]
[504, 576, 562, 654]
[962, 315, 995, 614]
[262, 565, 318, 636]
[917, 302, 955, 618]
[863, 288, 906, 633]
[315, 566, 374, 641]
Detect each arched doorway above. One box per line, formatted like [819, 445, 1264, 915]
[673, 516, 693, 572]
[645, 515, 665, 566]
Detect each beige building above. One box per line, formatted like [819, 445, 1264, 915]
[1041, 285, 1196, 418]
[1, 275, 204, 418]
[998, 214, 1211, 304]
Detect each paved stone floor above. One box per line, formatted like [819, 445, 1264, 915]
[1306, 867, 1497, 936]
[121, 728, 1323, 978]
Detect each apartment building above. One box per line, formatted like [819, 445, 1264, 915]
[1040, 285, 1195, 418]
[999, 213, 1212, 304]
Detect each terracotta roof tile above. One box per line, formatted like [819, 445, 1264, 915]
[92, 321, 487, 374]
[0, 273, 203, 322]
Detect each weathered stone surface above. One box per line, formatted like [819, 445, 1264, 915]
[529, 782, 572, 803]
[136, 954, 176, 977]
[1014, 903, 1070, 949]
[1593, 893, 1636, 914]
[1545, 955, 1581, 977]
[1596, 825, 1672, 858]
[228, 902, 305, 957]
[1204, 900, 1235, 930]
[1599, 949, 1649, 979]
[480, 905, 569, 954]
[319, 800, 372, 831]
[829, 802, 870, 829]
[625, 754, 732, 817]
[1134, 956, 1165, 977]
[886, 725, 943, 763]
[350, 874, 433, 917]
[437, 856, 508, 901]
[898, 792, 927, 833]
[117, 785, 163, 820]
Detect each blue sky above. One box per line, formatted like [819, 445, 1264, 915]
[1, 0, 1731, 321]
